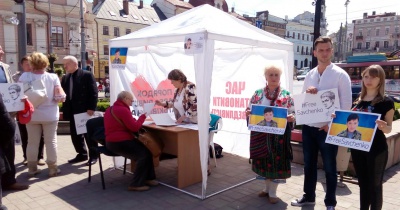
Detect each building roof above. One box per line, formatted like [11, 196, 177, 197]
[166, 0, 193, 9]
[189, 0, 228, 12]
[93, 0, 160, 25]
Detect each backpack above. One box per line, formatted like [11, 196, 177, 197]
[209, 143, 223, 158]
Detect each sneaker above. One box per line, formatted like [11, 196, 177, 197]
[327, 206, 335, 210]
[291, 196, 315, 206]
[22, 159, 28, 165]
[37, 159, 46, 166]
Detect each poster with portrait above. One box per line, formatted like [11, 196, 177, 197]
[346, 23, 354, 41]
[326, 110, 380, 152]
[184, 33, 204, 54]
[293, 88, 340, 125]
[0, 83, 24, 112]
[74, 111, 104, 135]
[248, 105, 287, 135]
[110, 47, 128, 70]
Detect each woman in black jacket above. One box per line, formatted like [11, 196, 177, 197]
[0, 94, 15, 210]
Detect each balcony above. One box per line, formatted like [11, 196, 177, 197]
[392, 33, 400, 38]
[355, 35, 363, 40]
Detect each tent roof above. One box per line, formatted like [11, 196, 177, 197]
[109, 4, 293, 51]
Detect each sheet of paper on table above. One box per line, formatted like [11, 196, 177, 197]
[176, 124, 199, 130]
[150, 113, 177, 126]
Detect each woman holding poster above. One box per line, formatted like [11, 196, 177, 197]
[245, 65, 295, 204]
[351, 65, 394, 210]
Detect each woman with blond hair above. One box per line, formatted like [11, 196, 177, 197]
[245, 65, 295, 204]
[18, 52, 65, 177]
[351, 65, 394, 210]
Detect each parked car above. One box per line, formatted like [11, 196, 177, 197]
[296, 71, 308, 81]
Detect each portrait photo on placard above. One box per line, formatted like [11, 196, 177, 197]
[0, 83, 24, 112]
[184, 33, 204, 54]
[326, 110, 381, 152]
[248, 104, 287, 135]
[293, 88, 340, 125]
[110, 48, 128, 70]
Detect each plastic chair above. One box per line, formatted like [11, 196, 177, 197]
[209, 114, 223, 167]
[86, 117, 127, 190]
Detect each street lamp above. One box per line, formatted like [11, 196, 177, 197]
[344, 0, 350, 55]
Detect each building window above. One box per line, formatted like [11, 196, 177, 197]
[376, 29, 379, 36]
[216, 3, 220, 9]
[292, 32, 295, 38]
[395, 27, 399, 33]
[366, 42, 370, 49]
[294, 60, 298, 66]
[357, 43, 362, 49]
[306, 47, 308, 54]
[367, 29, 371, 36]
[287, 31, 290, 37]
[27, 23, 32, 45]
[126, 28, 131, 35]
[384, 41, 389, 48]
[307, 35, 309, 41]
[302, 34, 304, 40]
[375, 41, 379, 48]
[114, 27, 119, 37]
[395, 40, 399, 48]
[297, 46, 299, 52]
[385, 28, 389, 35]
[298, 33, 300, 39]
[301, 46, 304, 54]
[51, 26, 63, 47]
[104, 45, 109, 55]
[103, 26, 109, 35]
[358, 30, 363, 36]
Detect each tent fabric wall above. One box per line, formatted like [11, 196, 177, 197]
[109, 5, 293, 198]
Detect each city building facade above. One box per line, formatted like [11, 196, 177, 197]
[0, 0, 86, 73]
[91, 0, 159, 80]
[285, 11, 328, 69]
[352, 11, 400, 56]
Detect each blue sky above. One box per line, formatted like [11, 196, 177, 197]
[140, 0, 400, 34]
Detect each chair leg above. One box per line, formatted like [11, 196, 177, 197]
[210, 142, 217, 167]
[88, 156, 92, 183]
[123, 158, 127, 175]
[98, 154, 105, 190]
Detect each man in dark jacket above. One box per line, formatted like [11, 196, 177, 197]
[0, 45, 29, 191]
[0, 92, 14, 209]
[61, 55, 98, 166]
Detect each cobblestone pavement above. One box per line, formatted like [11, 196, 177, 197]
[3, 134, 400, 210]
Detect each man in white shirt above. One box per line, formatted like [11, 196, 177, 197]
[291, 36, 352, 210]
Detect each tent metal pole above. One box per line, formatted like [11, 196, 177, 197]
[205, 177, 256, 198]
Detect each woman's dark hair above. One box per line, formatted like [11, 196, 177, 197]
[347, 113, 359, 122]
[20, 55, 30, 64]
[263, 107, 274, 114]
[168, 69, 187, 83]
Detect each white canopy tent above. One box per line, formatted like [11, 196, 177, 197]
[109, 4, 293, 199]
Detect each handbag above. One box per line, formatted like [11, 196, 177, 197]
[23, 73, 48, 108]
[110, 106, 163, 157]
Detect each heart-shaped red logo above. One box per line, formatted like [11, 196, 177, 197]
[130, 75, 175, 114]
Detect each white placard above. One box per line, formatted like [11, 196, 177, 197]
[184, 33, 204, 54]
[74, 111, 104, 135]
[143, 103, 154, 115]
[293, 88, 340, 125]
[0, 83, 24, 112]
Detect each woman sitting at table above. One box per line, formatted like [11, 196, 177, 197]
[104, 91, 158, 191]
[155, 69, 197, 124]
